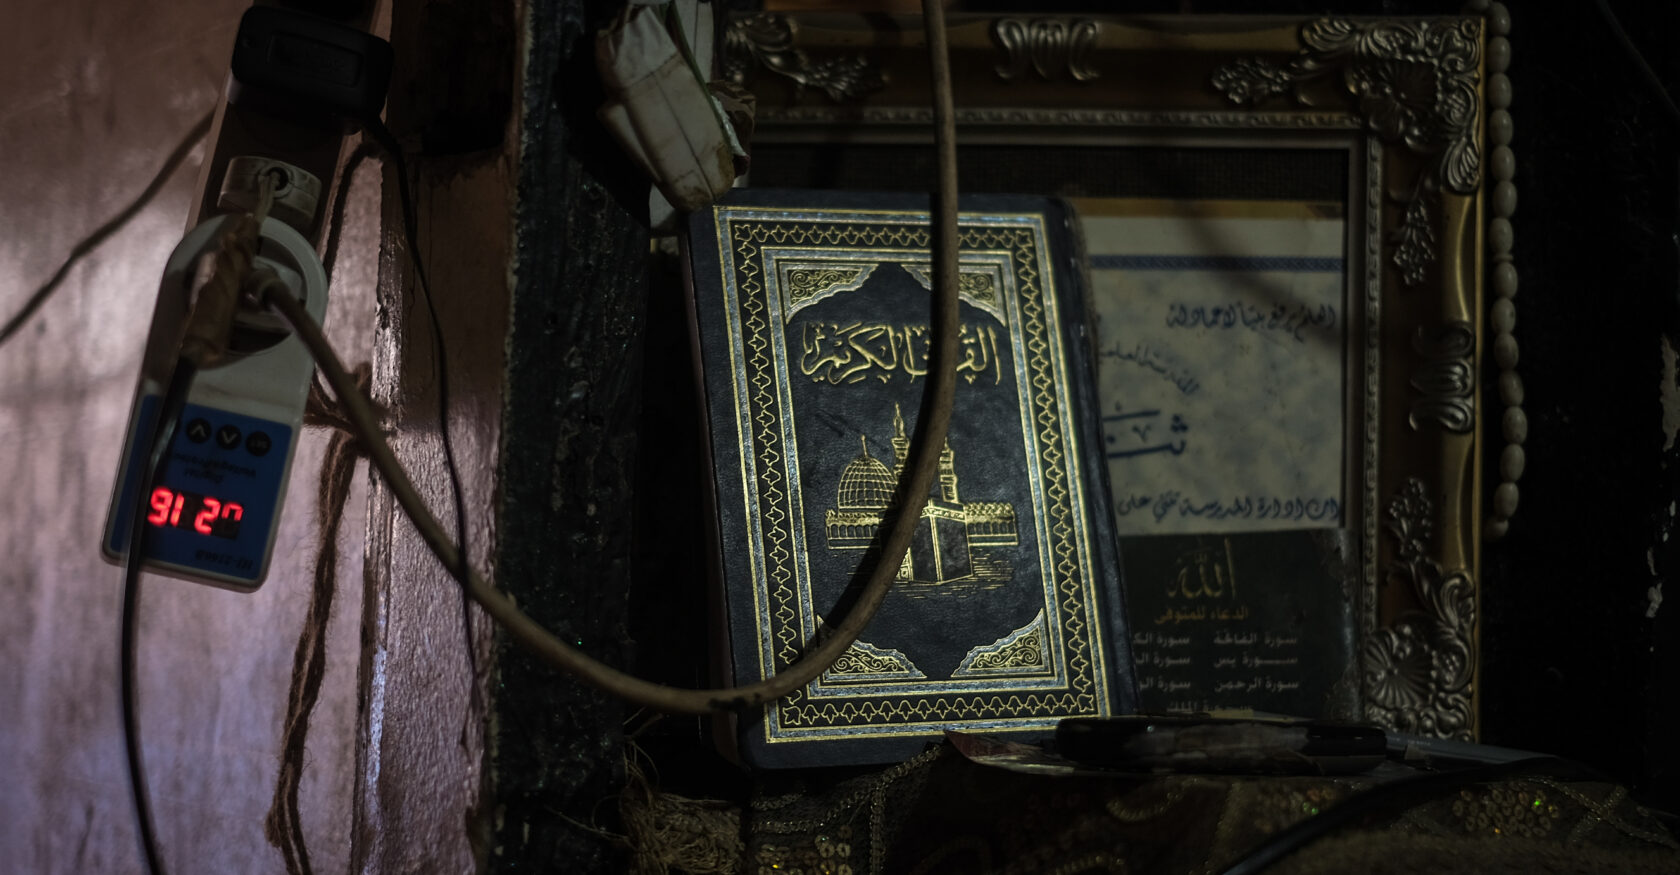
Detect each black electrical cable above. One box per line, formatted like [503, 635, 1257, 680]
[361, 120, 472, 608]
[121, 359, 198, 875]
[0, 110, 213, 350]
[1217, 756, 1604, 875]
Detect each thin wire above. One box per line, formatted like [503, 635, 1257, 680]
[361, 120, 472, 651]
[0, 110, 213, 350]
[1594, 0, 1680, 130]
[261, 1, 964, 714]
[121, 360, 198, 875]
[321, 142, 381, 280]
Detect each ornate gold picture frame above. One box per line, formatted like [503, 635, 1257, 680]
[729, 13, 1489, 739]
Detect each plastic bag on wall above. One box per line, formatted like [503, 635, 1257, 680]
[597, 1, 745, 216]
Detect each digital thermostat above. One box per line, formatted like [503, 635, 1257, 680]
[102, 213, 328, 590]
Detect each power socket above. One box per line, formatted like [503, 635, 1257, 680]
[102, 214, 328, 590]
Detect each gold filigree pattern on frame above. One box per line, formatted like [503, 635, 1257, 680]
[952, 610, 1051, 678]
[716, 210, 1106, 738]
[1364, 477, 1475, 739]
[1213, 18, 1483, 285]
[1409, 320, 1475, 433]
[724, 13, 885, 103]
[990, 18, 1102, 83]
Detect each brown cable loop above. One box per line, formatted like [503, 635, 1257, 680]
[267, 1, 960, 715]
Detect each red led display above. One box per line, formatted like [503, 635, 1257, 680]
[146, 487, 243, 540]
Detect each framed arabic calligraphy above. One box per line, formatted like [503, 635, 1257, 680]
[731, 13, 1487, 739]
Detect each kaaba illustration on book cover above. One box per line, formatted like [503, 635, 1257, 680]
[686, 190, 1137, 768]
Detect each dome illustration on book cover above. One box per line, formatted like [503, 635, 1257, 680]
[824, 403, 1018, 585]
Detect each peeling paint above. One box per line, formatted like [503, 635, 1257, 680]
[1664, 335, 1680, 451]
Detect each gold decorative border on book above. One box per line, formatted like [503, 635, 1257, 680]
[952, 609, 1054, 679]
[766, 247, 1047, 694]
[821, 638, 928, 684]
[713, 208, 1112, 742]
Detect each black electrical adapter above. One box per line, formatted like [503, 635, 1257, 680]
[230, 5, 393, 128]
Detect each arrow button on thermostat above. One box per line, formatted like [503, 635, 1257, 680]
[216, 424, 242, 450]
[185, 418, 212, 444]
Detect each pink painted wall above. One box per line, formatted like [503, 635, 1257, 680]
[0, 2, 380, 870]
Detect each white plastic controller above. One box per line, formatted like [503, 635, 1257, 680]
[101, 213, 328, 590]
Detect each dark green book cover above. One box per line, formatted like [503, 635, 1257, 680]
[686, 189, 1138, 768]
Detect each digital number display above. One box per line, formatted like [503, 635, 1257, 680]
[146, 487, 243, 540]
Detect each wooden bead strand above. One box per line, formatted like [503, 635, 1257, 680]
[1468, 0, 1523, 540]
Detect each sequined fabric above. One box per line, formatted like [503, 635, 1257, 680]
[739, 748, 1680, 874]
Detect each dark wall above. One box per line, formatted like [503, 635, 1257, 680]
[494, 0, 653, 870]
[1469, 0, 1680, 808]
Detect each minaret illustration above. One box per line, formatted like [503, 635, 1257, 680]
[825, 404, 1018, 583]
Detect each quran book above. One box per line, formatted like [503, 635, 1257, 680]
[686, 189, 1138, 768]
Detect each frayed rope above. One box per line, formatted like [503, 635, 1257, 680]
[264, 365, 372, 875]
